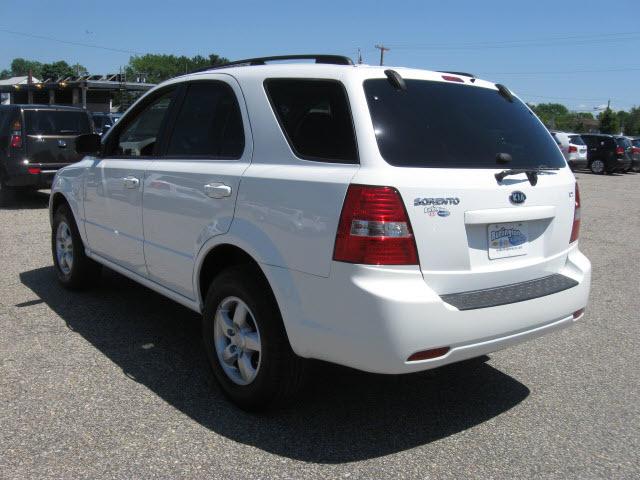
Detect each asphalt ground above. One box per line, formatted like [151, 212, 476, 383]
[1, 171, 639, 479]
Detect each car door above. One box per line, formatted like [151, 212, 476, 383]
[83, 86, 177, 276]
[142, 76, 251, 299]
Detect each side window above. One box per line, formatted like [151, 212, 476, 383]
[166, 81, 244, 158]
[110, 89, 174, 157]
[264, 79, 358, 164]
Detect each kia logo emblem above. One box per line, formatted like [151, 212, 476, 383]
[510, 191, 526, 204]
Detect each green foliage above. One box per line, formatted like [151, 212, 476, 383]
[529, 103, 596, 132]
[5, 58, 87, 80]
[125, 53, 229, 83]
[598, 108, 620, 134]
[626, 107, 640, 136]
[40, 61, 87, 80]
[10, 58, 43, 77]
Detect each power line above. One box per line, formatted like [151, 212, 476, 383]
[477, 66, 640, 75]
[0, 28, 144, 55]
[387, 31, 640, 50]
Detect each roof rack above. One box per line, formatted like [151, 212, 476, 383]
[438, 71, 476, 78]
[193, 54, 354, 73]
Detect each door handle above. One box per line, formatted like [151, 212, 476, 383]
[204, 182, 232, 199]
[123, 176, 140, 189]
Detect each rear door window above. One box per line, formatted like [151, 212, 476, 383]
[165, 81, 244, 158]
[264, 79, 358, 163]
[24, 110, 91, 135]
[364, 79, 565, 168]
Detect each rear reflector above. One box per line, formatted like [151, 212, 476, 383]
[333, 185, 418, 265]
[570, 182, 581, 243]
[573, 308, 585, 319]
[442, 75, 464, 83]
[27, 167, 41, 175]
[407, 347, 450, 362]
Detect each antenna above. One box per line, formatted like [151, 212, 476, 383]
[374, 44, 390, 66]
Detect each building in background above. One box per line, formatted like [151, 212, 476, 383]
[0, 74, 154, 112]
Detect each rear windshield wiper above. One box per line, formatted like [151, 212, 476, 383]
[495, 166, 560, 186]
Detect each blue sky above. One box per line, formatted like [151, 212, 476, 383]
[2, 0, 639, 110]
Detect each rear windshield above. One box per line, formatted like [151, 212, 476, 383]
[632, 139, 640, 147]
[616, 137, 631, 148]
[24, 110, 91, 135]
[569, 135, 585, 145]
[364, 79, 566, 168]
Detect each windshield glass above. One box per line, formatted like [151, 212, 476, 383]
[25, 110, 91, 135]
[616, 137, 631, 148]
[364, 79, 566, 169]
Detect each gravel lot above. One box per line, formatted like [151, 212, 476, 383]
[1, 172, 638, 479]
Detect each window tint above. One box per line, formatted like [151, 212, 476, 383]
[114, 90, 174, 156]
[24, 110, 91, 135]
[166, 81, 244, 158]
[264, 79, 357, 163]
[569, 135, 585, 145]
[364, 79, 565, 168]
[616, 137, 631, 148]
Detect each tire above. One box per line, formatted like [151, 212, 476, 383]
[589, 159, 605, 175]
[202, 265, 307, 411]
[51, 204, 101, 289]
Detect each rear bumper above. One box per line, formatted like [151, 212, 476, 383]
[3, 163, 69, 188]
[269, 247, 591, 374]
[568, 158, 588, 169]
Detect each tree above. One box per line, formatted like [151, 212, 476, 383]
[598, 108, 620, 134]
[626, 107, 640, 136]
[40, 61, 85, 80]
[616, 110, 631, 135]
[125, 53, 228, 83]
[10, 58, 43, 78]
[529, 103, 571, 129]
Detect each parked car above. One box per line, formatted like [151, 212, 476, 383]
[551, 131, 588, 170]
[0, 104, 93, 205]
[91, 112, 122, 136]
[580, 133, 633, 174]
[49, 55, 591, 410]
[626, 136, 640, 172]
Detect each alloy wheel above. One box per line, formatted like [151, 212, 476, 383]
[55, 221, 74, 275]
[213, 296, 262, 385]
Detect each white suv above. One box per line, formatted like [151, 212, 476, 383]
[49, 55, 591, 410]
[551, 131, 588, 170]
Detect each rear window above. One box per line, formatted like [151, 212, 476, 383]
[569, 135, 585, 145]
[264, 79, 358, 163]
[364, 79, 565, 168]
[632, 139, 640, 148]
[24, 110, 91, 135]
[616, 137, 631, 148]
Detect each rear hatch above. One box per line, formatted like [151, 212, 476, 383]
[23, 109, 92, 166]
[568, 134, 587, 160]
[362, 76, 576, 294]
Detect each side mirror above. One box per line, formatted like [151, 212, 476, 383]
[76, 133, 102, 155]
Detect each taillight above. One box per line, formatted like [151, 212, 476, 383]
[10, 134, 22, 148]
[333, 185, 419, 265]
[615, 146, 625, 156]
[27, 167, 41, 175]
[570, 182, 581, 243]
[568, 145, 577, 153]
[441, 75, 464, 83]
[632, 146, 640, 154]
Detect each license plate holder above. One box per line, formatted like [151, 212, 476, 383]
[488, 222, 529, 259]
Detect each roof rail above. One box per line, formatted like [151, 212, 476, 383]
[193, 54, 354, 73]
[438, 71, 476, 78]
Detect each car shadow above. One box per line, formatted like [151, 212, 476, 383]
[0, 190, 50, 210]
[20, 266, 530, 463]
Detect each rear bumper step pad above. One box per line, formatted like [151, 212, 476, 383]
[441, 274, 579, 311]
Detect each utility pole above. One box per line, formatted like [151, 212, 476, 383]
[374, 44, 390, 66]
[357, 48, 363, 65]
